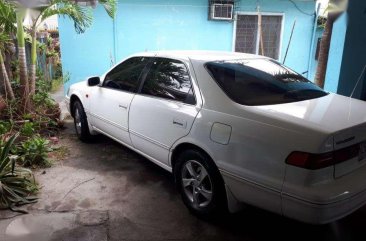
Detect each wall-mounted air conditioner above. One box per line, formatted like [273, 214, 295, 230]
[210, 3, 234, 20]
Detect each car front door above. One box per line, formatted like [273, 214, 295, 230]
[89, 57, 150, 145]
[129, 57, 200, 166]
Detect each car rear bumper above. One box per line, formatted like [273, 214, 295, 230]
[222, 163, 366, 224]
[282, 187, 366, 224]
[282, 162, 366, 224]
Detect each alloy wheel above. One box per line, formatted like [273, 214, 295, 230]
[181, 160, 213, 208]
[74, 108, 82, 135]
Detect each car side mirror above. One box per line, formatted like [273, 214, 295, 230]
[88, 76, 100, 86]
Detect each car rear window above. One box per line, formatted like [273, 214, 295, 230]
[205, 59, 328, 106]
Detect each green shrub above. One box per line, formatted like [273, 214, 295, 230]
[51, 77, 64, 93]
[32, 91, 55, 109]
[17, 136, 53, 168]
[54, 63, 63, 79]
[0, 133, 38, 208]
[36, 71, 51, 93]
[0, 121, 12, 135]
[20, 122, 35, 136]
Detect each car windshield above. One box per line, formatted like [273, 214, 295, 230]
[205, 58, 328, 106]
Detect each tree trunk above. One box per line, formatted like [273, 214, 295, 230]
[315, 13, 338, 88]
[0, 50, 15, 100]
[29, 28, 37, 96]
[16, 10, 30, 112]
[0, 64, 4, 96]
[4, 46, 13, 82]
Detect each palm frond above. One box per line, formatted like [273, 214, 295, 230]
[0, 32, 11, 50]
[0, 133, 18, 172]
[98, 0, 117, 19]
[41, 0, 93, 34]
[0, 133, 38, 209]
[0, 0, 17, 34]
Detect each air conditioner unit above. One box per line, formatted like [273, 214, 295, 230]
[210, 3, 234, 20]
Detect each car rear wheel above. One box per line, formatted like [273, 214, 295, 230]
[73, 101, 92, 142]
[174, 149, 227, 217]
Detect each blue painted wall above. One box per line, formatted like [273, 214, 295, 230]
[336, 0, 366, 100]
[114, 0, 233, 58]
[58, 6, 115, 90]
[323, 13, 347, 93]
[59, 0, 317, 90]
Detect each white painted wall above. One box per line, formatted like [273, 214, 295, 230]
[24, 12, 58, 30]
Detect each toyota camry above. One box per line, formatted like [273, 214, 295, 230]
[66, 51, 366, 224]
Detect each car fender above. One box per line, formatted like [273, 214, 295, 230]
[67, 81, 97, 134]
[68, 80, 91, 113]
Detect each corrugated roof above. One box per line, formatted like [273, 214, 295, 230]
[72, 0, 97, 7]
[6, 0, 50, 8]
[6, 0, 98, 8]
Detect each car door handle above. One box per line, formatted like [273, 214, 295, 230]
[118, 104, 128, 109]
[173, 118, 187, 128]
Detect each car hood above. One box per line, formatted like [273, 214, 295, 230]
[250, 93, 366, 134]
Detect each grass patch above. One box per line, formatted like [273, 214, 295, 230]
[51, 77, 64, 93]
[49, 145, 70, 162]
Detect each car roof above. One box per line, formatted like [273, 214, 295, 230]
[131, 50, 267, 62]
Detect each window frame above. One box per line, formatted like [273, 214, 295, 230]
[137, 57, 197, 106]
[101, 56, 153, 94]
[232, 12, 285, 61]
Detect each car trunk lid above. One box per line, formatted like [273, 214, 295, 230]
[252, 93, 366, 134]
[249, 93, 366, 177]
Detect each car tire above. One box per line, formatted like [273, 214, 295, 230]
[72, 100, 92, 142]
[174, 149, 227, 217]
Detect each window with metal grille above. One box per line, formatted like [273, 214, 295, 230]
[235, 14, 283, 60]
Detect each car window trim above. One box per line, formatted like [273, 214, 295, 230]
[101, 57, 153, 94]
[136, 58, 155, 93]
[136, 92, 198, 107]
[137, 57, 197, 106]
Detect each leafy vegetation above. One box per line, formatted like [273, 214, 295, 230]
[0, 120, 12, 135]
[0, 0, 117, 209]
[20, 122, 35, 136]
[17, 136, 53, 168]
[0, 134, 38, 209]
[0, 0, 117, 112]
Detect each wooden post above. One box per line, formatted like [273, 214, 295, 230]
[257, 5, 265, 56]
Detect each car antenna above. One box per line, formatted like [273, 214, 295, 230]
[283, 19, 297, 65]
[350, 65, 366, 98]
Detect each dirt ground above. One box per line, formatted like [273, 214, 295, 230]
[1, 118, 366, 241]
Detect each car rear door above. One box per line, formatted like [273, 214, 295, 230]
[129, 57, 200, 166]
[89, 57, 151, 145]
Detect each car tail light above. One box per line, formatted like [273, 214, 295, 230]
[286, 143, 360, 170]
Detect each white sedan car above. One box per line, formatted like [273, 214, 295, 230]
[66, 51, 366, 224]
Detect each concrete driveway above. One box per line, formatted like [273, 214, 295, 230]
[1, 119, 366, 241]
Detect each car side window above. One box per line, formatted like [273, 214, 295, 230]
[141, 58, 196, 104]
[103, 57, 150, 92]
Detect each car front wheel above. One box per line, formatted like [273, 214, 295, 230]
[73, 100, 92, 142]
[174, 149, 227, 217]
